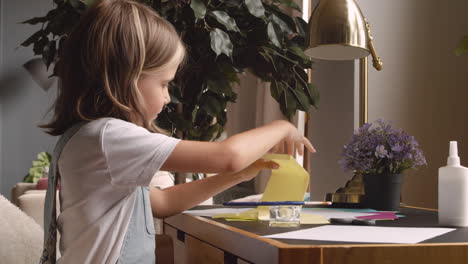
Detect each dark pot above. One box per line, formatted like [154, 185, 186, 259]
[362, 173, 403, 211]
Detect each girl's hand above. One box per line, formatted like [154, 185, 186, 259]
[270, 121, 316, 156]
[235, 159, 279, 182]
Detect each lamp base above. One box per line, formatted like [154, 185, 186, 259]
[325, 173, 365, 204]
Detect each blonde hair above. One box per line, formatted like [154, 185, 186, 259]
[42, 0, 186, 135]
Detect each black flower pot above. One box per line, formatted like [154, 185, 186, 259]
[362, 173, 403, 211]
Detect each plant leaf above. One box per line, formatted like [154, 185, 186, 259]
[190, 0, 206, 19]
[21, 29, 45, 47]
[32, 160, 43, 167]
[270, 81, 284, 100]
[43, 40, 57, 69]
[69, 0, 86, 11]
[455, 35, 468, 56]
[201, 95, 222, 116]
[209, 11, 240, 32]
[191, 106, 199, 122]
[33, 37, 49, 56]
[290, 84, 309, 111]
[169, 93, 181, 104]
[244, 0, 265, 18]
[224, 0, 243, 8]
[280, 89, 297, 119]
[270, 14, 292, 34]
[294, 17, 308, 37]
[82, 0, 97, 6]
[21, 16, 48, 25]
[216, 62, 240, 84]
[207, 79, 229, 95]
[267, 22, 282, 48]
[306, 83, 320, 108]
[272, 0, 302, 12]
[37, 152, 51, 163]
[202, 124, 222, 141]
[210, 28, 233, 57]
[23, 173, 33, 183]
[288, 45, 308, 62]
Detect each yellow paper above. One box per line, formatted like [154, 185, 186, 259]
[300, 213, 330, 224]
[214, 210, 329, 224]
[213, 209, 258, 220]
[213, 210, 330, 224]
[258, 154, 310, 220]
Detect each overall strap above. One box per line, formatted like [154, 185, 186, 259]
[117, 186, 156, 264]
[39, 122, 86, 264]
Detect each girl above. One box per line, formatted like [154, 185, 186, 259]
[39, 0, 315, 263]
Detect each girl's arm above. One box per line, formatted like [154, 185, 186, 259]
[161, 120, 315, 174]
[150, 160, 279, 218]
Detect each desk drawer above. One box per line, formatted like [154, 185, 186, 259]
[186, 235, 224, 263]
[165, 223, 224, 263]
[165, 224, 187, 264]
[165, 224, 251, 264]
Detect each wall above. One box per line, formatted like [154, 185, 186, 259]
[308, 61, 355, 200]
[0, 0, 57, 199]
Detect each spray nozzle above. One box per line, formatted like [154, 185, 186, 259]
[448, 141, 461, 166]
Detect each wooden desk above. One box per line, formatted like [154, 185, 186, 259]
[163, 206, 468, 264]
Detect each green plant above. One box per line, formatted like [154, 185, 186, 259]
[21, 0, 319, 141]
[456, 35, 468, 56]
[23, 152, 52, 183]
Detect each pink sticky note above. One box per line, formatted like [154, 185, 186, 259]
[356, 212, 398, 220]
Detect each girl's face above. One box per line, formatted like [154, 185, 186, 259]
[137, 64, 178, 120]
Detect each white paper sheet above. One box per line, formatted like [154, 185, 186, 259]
[263, 225, 455, 244]
[183, 208, 255, 217]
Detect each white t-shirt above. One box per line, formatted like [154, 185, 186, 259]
[56, 118, 180, 264]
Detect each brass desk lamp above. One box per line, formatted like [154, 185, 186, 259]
[305, 0, 382, 204]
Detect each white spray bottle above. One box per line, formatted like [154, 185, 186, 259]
[438, 141, 468, 227]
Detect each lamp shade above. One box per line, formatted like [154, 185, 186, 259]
[305, 0, 370, 60]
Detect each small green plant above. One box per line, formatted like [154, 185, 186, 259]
[23, 152, 52, 183]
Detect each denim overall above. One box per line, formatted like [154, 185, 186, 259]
[39, 122, 156, 264]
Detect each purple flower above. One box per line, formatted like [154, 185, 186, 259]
[391, 143, 403, 152]
[339, 120, 427, 174]
[375, 145, 388, 158]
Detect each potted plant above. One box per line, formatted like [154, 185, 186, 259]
[23, 152, 52, 190]
[339, 119, 427, 211]
[21, 0, 319, 144]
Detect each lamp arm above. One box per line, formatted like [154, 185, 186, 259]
[365, 19, 383, 71]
